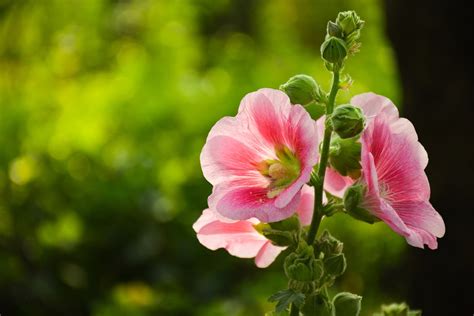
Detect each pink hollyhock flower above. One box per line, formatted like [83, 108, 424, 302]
[193, 186, 315, 268]
[201, 88, 319, 222]
[351, 93, 445, 249]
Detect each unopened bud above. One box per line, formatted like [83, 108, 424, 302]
[321, 37, 347, 65]
[333, 292, 362, 316]
[336, 11, 365, 36]
[331, 104, 365, 139]
[280, 74, 324, 105]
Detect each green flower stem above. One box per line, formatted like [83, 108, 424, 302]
[290, 304, 299, 316]
[307, 68, 340, 245]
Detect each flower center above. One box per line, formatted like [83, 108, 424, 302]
[257, 145, 301, 199]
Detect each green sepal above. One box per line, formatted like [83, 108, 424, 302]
[284, 240, 323, 282]
[343, 184, 380, 224]
[333, 292, 362, 316]
[254, 215, 301, 247]
[329, 135, 362, 179]
[314, 230, 343, 258]
[323, 253, 346, 277]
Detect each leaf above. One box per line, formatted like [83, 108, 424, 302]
[269, 289, 306, 313]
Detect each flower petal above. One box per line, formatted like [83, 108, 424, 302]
[351, 92, 399, 123]
[296, 185, 315, 226]
[255, 241, 286, 268]
[392, 200, 445, 249]
[193, 209, 267, 258]
[324, 167, 354, 198]
[210, 181, 302, 222]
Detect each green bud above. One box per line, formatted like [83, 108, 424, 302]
[333, 292, 362, 316]
[336, 11, 365, 36]
[314, 230, 343, 257]
[329, 135, 362, 178]
[321, 37, 347, 64]
[331, 104, 365, 139]
[280, 74, 324, 105]
[284, 240, 323, 282]
[323, 253, 346, 277]
[343, 184, 380, 224]
[373, 302, 421, 316]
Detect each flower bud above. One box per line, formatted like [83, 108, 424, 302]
[314, 230, 343, 257]
[343, 184, 380, 224]
[333, 292, 362, 316]
[284, 240, 323, 282]
[280, 74, 324, 105]
[336, 11, 365, 37]
[329, 136, 362, 178]
[323, 253, 346, 277]
[321, 37, 347, 64]
[331, 104, 365, 139]
[373, 302, 422, 316]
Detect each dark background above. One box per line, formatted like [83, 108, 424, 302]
[386, 0, 474, 314]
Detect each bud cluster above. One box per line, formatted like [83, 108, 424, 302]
[321, 10, 365, 66]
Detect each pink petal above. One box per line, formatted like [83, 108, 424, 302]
[296, 185, 315, 226]
[255, 241, 285, 268]
[193, 209, 267, 258]
[209, 181, 302, 222]
[391, 200, 445, 249]
[351, 93, 399, 123]
[362, 115, 430, 201]
[324, 167, 354, 198]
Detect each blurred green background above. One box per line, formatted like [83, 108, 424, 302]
[0, 0, 415, 315]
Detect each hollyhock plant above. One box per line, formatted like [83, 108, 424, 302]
[193, 185, 315, 268]
[200, 88, 319, 222]
[195, 11, 442, 314]
[344, 93, 445, 249]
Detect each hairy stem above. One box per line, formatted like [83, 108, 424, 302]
[307, 68, 340, 245]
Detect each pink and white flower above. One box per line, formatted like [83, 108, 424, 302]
[350, 93, 445, 249]
[201, 88, 319, 222]
[193, 185, 315, 268]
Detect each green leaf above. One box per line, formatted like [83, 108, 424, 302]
[269, 289, 306, 313]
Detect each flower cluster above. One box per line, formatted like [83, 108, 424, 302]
[193, 9, 444, 315]
[194, 89, 445, 267]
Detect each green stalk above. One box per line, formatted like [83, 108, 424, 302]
[290, 304, 299, 316]
[307, 68, 340, 245]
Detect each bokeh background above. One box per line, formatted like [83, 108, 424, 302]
[0, 0, 472, 315]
